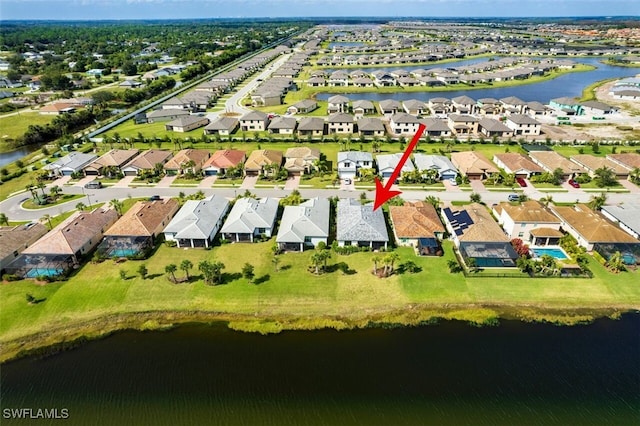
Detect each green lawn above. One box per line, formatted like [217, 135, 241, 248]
[0, 113, 54, 144]
[1, 237, 639, 361]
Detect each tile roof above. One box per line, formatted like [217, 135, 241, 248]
[244, 150, 283, 171]
[87, 149, 139, 170]
[451, 151, 498, 176]
[493, 153, 543, 174]
[607, 153, 640, 170]
[0, 223, 48, 262]
[412, 154, 457, 174]
[507, 114, 540, 125]
[389, 201, 444, 239]
[240, 110, 268, 121]
[124, 150, 173, 170]
[551, 204, 639, 244]
[23, 209, 118, 255]
[569, 154, 629, 175]
[336, 199, 389, 242]
[203, 150, 246, 169]
[105, 199, 179, 237]
[497, 200, 560, 223]
[164, 149, 211, 170]
[529, 151, 585, 174]
[444, 203, 508, 242]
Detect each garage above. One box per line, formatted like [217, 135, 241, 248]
[204, 169, 218, 176]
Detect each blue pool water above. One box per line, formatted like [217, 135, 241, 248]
[531, 248, 569, 260]
[109, 249, 139, 257]
[25, 268, 64, 277]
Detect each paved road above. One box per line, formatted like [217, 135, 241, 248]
[1, 183, 635, 222]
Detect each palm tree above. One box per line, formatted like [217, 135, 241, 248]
[49, 185, 62, 200]
[272, 255, 280, 272]
[540, 194, 554, 207]
[629, 167, 640, 185]
[165, 264, 178, 282]
[37, 181, 47, 197]
[75, 202, 86, 211]
[0, 212, 8, 226]
[588, 192, 607, 211]
[110, 199, 124, 216]
[41, 214, 52, 230]
[387, 252, 400, 275]
[310, 251, 323, 275]
[424, 195, 441, 209]
[25, 184, 37, 200]
[593, 166, 616, 188]
[180, 259, 193, 281]
[372, 255, 381, 275]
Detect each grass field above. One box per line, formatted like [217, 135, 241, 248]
[1, 237, 638, 361]
[0, 112, 54, 143]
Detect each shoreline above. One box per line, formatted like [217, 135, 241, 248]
[2, 305, 637, 364]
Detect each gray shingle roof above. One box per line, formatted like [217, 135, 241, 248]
[276, 198, 329, 244]
[163, 195, 230, 240]
[357, 117, 384, 131]
[337, 151, 373, 163]
[336, 199, 389, 242]
[376, 153, 415, 173]
[220, 198, 278, 234]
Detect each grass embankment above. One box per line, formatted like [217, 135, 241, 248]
[579, 77, 618, 102]
[0, 113, 54, 152]
[1, 240, 638, 363]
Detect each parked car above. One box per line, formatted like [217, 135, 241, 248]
[568, 179, 580, 188]
[449, 179, 458, 186]
[149, 195, 162, 201]
[508, 194, 520, 202]
[516, 177, 527, 187]
[84, 180, 103, 189]
[343, 178, 352, 185]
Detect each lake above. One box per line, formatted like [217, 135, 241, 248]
[2, 314, 639, 425]
[0, 145, 40, 168]
[316, 57, 638, 103]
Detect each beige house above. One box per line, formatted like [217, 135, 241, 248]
[451, 151, 498, 180]
[163, 149, 211, 175]
[570, 154, 630, 179]
[284, 147, 320, 176]
[165, 116, 210, 132]
[493, 200, 562, 243]
[529, 151, 586, 179]
[84, 149, 139, 176]
[492, 153, 543, 178]
[389, 201, 445, 255]
[244, 150, 283, 176]
[121, 150, 173, 176]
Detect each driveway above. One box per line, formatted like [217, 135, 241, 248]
[156, 175, 177, 188]
[74, 176, 96, 187]
[240, 175, 258, 189]
[470, 180, 486, 192]
[50, 175, 72, 187]
[618, 179, 640, 193]
[284, 175, 300, 190]
[339, 179, 355, 191]
[442, 179, 461, 192]
[198, 175, 217, 188]
[113, 175, 136, 188]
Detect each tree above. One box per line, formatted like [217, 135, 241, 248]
[0, 212, 8, 226]
[119, 270, 127, 280]
[41, 214, 52, 230]
[511, 238, 530, 257]
[165, 264, 178, 282]
[386, 252, 400, 276]
[606, 251, 625, 273]
[138, 264, 148, 279]
[310, 251, 323, 275]
[180, 259, 193, 281]
[199, 260, 225, 285]
[122, 61, 138, 76]
[280, 189, 303, 206]
[372, 255, 381, 275]
[593, 166, 616, 188]
[552, 168, 564, 185]
[75, 202, 86, 211]
[466, 257, 479, 273]
[37, 181, 47, 197]
[424, 196, 441, 210]
[242, 263, 255, 283]
[110, 199, 124, 216]
[469, 192, 482, 203]
[587, 192, 607, 211]
[540, 194, 554, 207]
[629, 167, 640, 185]
[92, 91, 115, 107]
[272, 255, 280, 272]
[49, 185, 62, 200]
[25, 185, 37, 200]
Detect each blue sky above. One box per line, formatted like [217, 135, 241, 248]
[1, 0, 637, 20]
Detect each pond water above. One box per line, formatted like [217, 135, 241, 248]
[2, 314, 639, 425]
[317, 57, 638, 103]
[0, 145, 40, 168]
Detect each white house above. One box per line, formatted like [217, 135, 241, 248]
[337, 151, 374, 179]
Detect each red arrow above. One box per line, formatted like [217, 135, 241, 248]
[373, 123, 426, 211]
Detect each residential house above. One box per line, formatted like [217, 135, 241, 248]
[163, 149, 211, 175]
[239, 111, 270, 131]
[451, 151, 498, 180]
[336, 199, 389, 249]
[580, 101, 619, 115]
[43, 152, 98, 177]
[372, 71, 396, 87]
[389, 201, 445, 255]
[428, 97, 452, 115]
[146, 109, 190, 123]
[220, 198, 279, 242]
[376, 153, 415, 179]
[327, 95, 350, 114]
[284, 147, 320, 176]
[357, 117, 385, 137]
[99, 199, 179, 258]
[165, 116, 210, 133]
[389, 112, 421, 135]
[606, 153, 640, 172]
[451, 95, 476, 114]
[327, 113, 355, 134]
[307, 76, 326, 87]
[204, 117, 239, 136]
[551, 204, 639, 251]
[493, 200, 562, 243]
[202, 150, 246, 176]
[506, 114, 541, 136]
[267, 116, 298, 134]
[161, 97, 190, 110]
[163, 195, 230, 248]
[442, 203, 518, 267]
[550, 97, 583, 115]
[39, 103, 77, 115]
[287, 99, 318, 114]
[601, 202, 640, 240]
[84, 149, 139, 176]
[478, 118, 514, 138]
[352, 100, 376, 118]
[121, 150, 173, 176]
[477, 98, 503, 116]
[412, 154, 458, 181]
[402, 99, 427, 116]
[526, 101, 553, 117]
[0, 223, 48, 274]
[297, 117, 325, 137]
[528, 151, 586, 180]
[500, 96, 528, 114]
[276, 198, 330, 252]
[378, 99, 402, 117]
[7, 209, 118, 278]
[244, 149, 283, 176]
[448, 114, 479, 136]
[492, 153, 543, 178]
[569, 155, 629, 179]
[420, 117, 452, 137]
[337, 151, 373, 179]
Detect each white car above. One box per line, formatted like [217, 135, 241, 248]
[449, 179, 458, 186]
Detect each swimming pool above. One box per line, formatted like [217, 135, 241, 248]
[109, 249, 139, 257]
[531, 247, 569, 260]
[25, 268, 64, 278]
